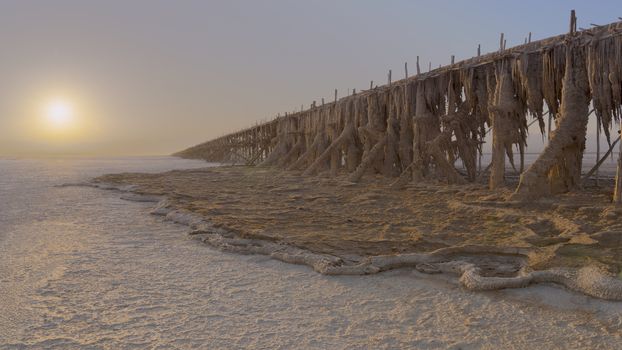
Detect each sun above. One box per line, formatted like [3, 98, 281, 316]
[45, 99, 74, 128]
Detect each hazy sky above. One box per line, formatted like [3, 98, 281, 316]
[1, 0, 620, 156]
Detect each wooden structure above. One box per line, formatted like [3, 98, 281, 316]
[175, 14, 622, 202]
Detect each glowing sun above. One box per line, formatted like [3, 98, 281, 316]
[45, 99, 74, 128]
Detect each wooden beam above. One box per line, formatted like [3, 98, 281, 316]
[583, 136, 620, 186]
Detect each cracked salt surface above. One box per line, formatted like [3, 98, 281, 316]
[1, 157, 621, 349]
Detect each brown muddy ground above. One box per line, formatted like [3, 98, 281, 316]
[96, 166, 622, 276]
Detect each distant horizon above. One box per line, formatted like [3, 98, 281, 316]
[0, 153, 174, 159]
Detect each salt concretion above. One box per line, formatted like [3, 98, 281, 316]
[148, 198, 622, 300]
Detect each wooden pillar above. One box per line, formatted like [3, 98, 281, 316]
[489, 64, 513, 190]
[614, 126, 622, 203]
[596, 114, 601, 186]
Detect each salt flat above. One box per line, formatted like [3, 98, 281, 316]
[1, 158, 621, 349]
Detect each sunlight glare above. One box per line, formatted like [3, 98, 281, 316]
[45, 99, 74, 128]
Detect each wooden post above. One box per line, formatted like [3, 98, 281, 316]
[416, 56, 421, 74]
[548, 112, 553, 140]
[477, 44, 481, 56]
[528, 32, 532, 43]
[614, 126, 622, 204]
[352, 88, 356, 95]
[404, 62, 408, 78]
[499, 33, 504, 51]
[451, 55, 455, 64]
[489, 64, 514, 190]
[582, 136, 620, 186]
[569, 10, 577, 34]
[478, 135, 483, 174]
[334, 89, 338, 102]
[370, 80, 373, 90]
[596, 114, 601, 186]
[388, 70, 392, 85]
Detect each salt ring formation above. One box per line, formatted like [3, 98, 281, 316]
[101, 16, 622, 300]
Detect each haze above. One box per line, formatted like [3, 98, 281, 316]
[0, 0, 619, 157]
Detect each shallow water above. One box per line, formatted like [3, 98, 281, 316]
[1, 157, 621, 349]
